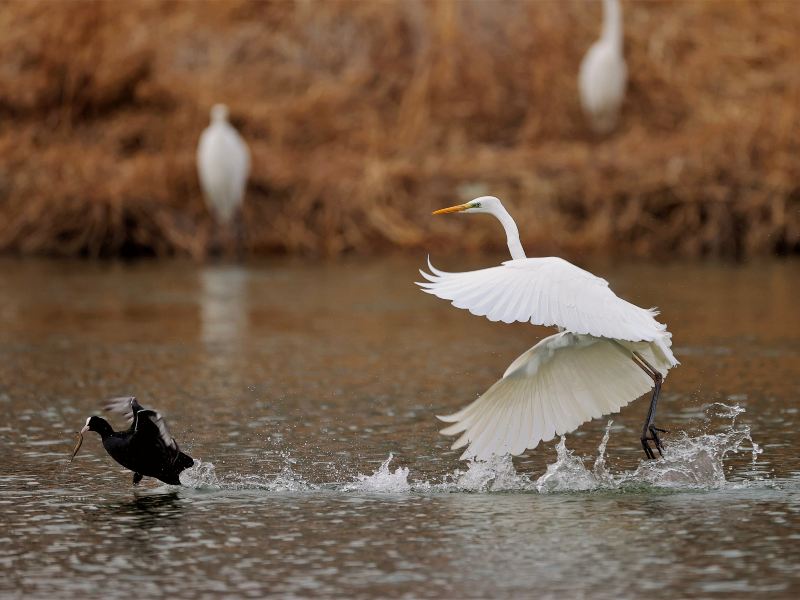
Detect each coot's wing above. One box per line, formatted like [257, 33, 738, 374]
[133, 409, 194, 470]
[104, 396, 144, 425]
[106, 397, 192, 471]
[133, 409, 179, 453]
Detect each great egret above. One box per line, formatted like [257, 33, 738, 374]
[418, 196, 678, 461]
[578, 0, 627, 134]
[197, 104, 251, 228]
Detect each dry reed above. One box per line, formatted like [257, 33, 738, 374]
[0, 0, 797, 259]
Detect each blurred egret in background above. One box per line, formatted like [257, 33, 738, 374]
[418, 196, 678, 461]
[578, 0, 627, 134]
[197, 104, 250, 248]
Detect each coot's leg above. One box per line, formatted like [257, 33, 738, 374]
[632, 352, 666, 460]
[133, 472, 143, 486]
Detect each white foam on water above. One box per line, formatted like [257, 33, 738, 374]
[179, 459, 220, 488]
[341, 453, 411, 493]
[534, 436, 602, 493]
[180, 459, 317, 492]
[420, 453, 534, 493]
[529, 402, 764, 493]
[179, 403, 764, 495]
[618, 403, 763, 489]
[427, 402, 764, 494]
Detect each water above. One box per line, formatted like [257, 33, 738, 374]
[0, 257, 798, 598]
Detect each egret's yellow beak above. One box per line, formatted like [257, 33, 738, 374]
[432, 203, 470, 215]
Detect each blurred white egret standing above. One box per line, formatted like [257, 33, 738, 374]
[578, 0, 627, 134]
[197, 104, 250, 251]
[418, 197, 678, 461]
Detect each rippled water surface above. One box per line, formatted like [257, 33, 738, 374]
[1, 257, 798, 598]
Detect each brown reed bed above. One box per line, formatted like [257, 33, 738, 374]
[0, 0, 797, 259]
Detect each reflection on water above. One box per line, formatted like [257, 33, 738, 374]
[0, 257, 798, 598]
[200, 266, 249, 350]
[101, 492, 185, 530]
[200, 266, 250, 386]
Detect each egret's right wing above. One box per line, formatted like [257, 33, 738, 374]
[438, 332, 677, 461]
[418, 257, 667, 342]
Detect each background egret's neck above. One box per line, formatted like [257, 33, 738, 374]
[602, 0, 623, 50]
[492, 205, 526, 260]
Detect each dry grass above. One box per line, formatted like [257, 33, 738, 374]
[0, 0, 797, 259]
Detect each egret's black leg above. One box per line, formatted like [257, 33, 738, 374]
[133, 472, 143, 486]
[632, 352, 666, 460]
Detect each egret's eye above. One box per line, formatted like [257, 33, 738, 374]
[473, 202, 481, 208]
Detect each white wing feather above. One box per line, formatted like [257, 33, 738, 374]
[418, 257, 666, 342]
[438, 332, 678, 461]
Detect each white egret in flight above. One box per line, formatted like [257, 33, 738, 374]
[418, 196, 678, 461]
[578, 0, 627, 134]
[197, 104, 251, 228]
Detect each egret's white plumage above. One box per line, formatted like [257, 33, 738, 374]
[197, 104, 250, 226]
[418, 196, 677, 461]
[420, 257, 668, 342]
[578, 0, 627, 134]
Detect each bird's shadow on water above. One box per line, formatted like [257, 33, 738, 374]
[98, 490, 187, 531]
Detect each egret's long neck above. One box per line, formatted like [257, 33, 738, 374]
[601, 0, 623, 50]
[492, 205, 526, 260]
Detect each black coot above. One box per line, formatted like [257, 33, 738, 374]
[71, 396, 194, 485]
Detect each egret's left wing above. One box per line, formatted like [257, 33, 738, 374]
[438, 332, 676, 460]
[418, 257, 666, 342]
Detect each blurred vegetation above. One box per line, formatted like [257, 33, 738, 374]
[0, 0, 797, 259]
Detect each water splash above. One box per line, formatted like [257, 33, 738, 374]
[341, 453, 411, 493]
[619, 403, 763, 489]
[532, 403, 764, 493]
[431, 403, 763, 494]
[180, 459, 316, 492]
[430, 454, 533, 492]
[535, 437, 599, 493]
[592, 420, 614, 480]
[180, 459, 220, 488]
[179, 404, 762, 495]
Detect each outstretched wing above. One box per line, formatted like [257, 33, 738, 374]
[418, 257, 667, 342]
[104, 396, 144, 424]
[133, 409, 180, 453]
[105, 396, 181, 455]
[438, 332, 678, 461]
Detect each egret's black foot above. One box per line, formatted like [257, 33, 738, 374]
[641, 425, 668, 460]
[133, 472, 143, 486]
[641, 437, 655, 460]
